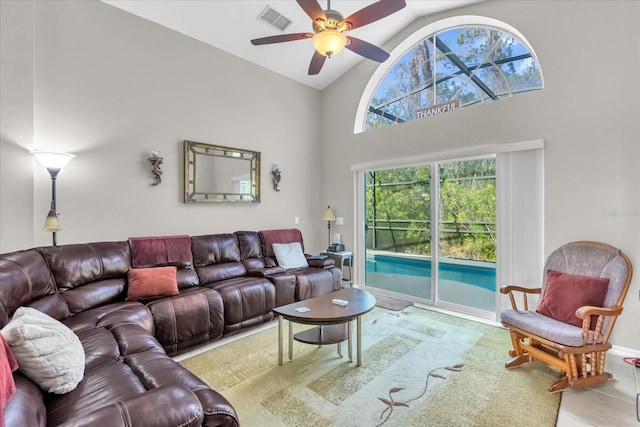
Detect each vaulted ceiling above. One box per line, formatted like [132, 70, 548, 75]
[102, 1, 482, 90]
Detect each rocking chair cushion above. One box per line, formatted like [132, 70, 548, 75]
[500, 309, 602, 347]
[536, 270, 609, 328]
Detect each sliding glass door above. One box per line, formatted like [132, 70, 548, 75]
[365, 166, 432, 300]
[436, 158, 496, 313]
[363, 157, 496, 316]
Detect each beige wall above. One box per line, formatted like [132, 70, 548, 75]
[1, 0, 639, 351]
[0, 0, 35, 252]
[1, 0, 327, 253]
[320, 0, 640, 351]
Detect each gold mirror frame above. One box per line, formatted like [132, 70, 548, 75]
[183, 140, 261, 204]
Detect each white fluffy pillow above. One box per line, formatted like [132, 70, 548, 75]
[272, 242, 309, 269]
[0, 307, 85, 394]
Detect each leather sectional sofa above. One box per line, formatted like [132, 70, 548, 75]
[0, 228, 341, 427]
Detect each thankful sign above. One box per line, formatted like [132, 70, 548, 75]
[416, 99, 460, 118]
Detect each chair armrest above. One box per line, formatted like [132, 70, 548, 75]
[575, 305, 623, 319]
[576, 305, 624, 343]
[499, 285, 541, 294]
[500, 285, 541, 311]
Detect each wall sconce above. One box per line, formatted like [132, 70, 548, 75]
[31, 150, 75, 246]
[148, 150, 163, 186]
[272, 163, 281, 192]
[320, 205, 336, 250]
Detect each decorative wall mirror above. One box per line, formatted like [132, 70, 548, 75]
[183, 140, 261, 203]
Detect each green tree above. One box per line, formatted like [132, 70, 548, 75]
[365, 158, 496, 262]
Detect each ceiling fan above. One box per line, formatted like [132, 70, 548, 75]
[251, 0, 407, 75]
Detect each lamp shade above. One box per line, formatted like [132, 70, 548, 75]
[321, 206, 336, 221]
[43, 210, 62, 232]
[312, 30, 347, 57]
[31, 151, 75, 169]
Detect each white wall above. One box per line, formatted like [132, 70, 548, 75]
[0, 0, 327, 253]
[0, 0, 35, 252]
[2, 0, 638, 352]
[319, 0, 640, 351]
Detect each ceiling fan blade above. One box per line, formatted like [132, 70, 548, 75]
[308, 51, 327, 75]
[251, 33, 312, 45]
[346, 37, 390, 62]
[343, 0, 407, 30]
[296, 0, 326, 22]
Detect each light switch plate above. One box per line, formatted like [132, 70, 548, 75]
[336, 217, 344, 225]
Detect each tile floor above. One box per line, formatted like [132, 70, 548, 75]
[556, 353, 638, 426]
[175, 318, 639, 426]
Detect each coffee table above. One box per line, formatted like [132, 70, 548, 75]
[272, 288, 376, 367]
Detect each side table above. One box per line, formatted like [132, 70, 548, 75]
[326, 251, 353, 287]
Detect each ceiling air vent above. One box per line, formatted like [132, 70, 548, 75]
[257, 5, 292, 32]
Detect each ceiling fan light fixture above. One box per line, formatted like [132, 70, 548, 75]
[312, 29, 347, 58]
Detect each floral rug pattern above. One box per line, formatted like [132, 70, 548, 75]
[180, 306, 560, 426]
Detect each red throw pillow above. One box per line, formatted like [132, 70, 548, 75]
[537, 270, 609, 328]
[126, 266, 179, 301]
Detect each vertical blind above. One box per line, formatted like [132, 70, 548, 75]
[496, 148, 544, 313]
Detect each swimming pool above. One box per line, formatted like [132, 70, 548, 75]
[366, 254, 496, 292]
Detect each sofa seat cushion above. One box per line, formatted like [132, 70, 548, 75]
[63, 301, 154, 335]
[57, 386, 204, 427]
[46, 323, 238, 427]
[205, 277, 275, 332]
[293, 268, 342, 301]
[145, 287, 225, 356]
[500, 309, 603, 347]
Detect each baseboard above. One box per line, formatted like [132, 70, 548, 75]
[610, 344, 640, 358]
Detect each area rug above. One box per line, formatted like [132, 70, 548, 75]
[372, 293, 414, 311]
[180, 306, 561, 426]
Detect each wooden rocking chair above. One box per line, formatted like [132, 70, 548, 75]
[500, 241, 632, 392]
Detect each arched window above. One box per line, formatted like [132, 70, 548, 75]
[355, 16, 543, 133]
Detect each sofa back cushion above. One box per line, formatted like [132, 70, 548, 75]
[235, 231, 267, 271]
[191, 234, 247, 285]
[259, 229, 305, 267]
[38, 242, 130, 315]
[128, 235, 198, 289]
[0, 250, 69, 328]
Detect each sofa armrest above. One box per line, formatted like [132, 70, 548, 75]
[247, 266, 285, 277]
[306, 257, 335, 268]
[4, 374, 46, 427]
[59, 386, 204, 427]
[190, 385, 240, 427]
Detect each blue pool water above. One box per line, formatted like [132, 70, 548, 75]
[366, 254, 496, 291]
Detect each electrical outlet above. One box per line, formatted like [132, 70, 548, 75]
[294, 216, 299, 225]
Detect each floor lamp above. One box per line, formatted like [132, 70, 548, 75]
[31, 151, 75, 246]
[320, 205, 336, 251]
